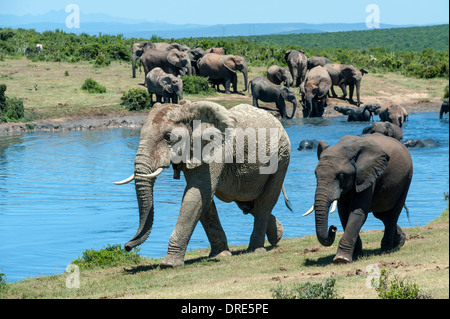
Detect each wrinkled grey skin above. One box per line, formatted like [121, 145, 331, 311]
[324, 63, 368, 106]
[285, 50, 308, 88]
[402, 138, 439, 149]
[188, 47, 205, 76]
[250, 77, 297, 119]
[376, 104, 408, 127]
[205, 47, 225, 55]
[440, 99, 449, 119]
[312, 134, 412, 263]
[307, 56, 329, 70]
[140, 49, 192, 84]
[298, 139, 319, 151]
[198, 53, 248, 94]
[362, 121, 403, 141]
[267, 65, 293, 87]
[119, 101, 291, 268]
[302, 66, 332, 118]
[146, 67, 183, 104]
[334, 104, 380, 121]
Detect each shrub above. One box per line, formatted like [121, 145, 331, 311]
[120, 88, 151, 111]
[374, 269, 430, 299]
[181, 76, 216, 95]
[0, 272, 8, 295]
[271, 278, 341, 299]
[71, 244, 143, 270]
[0, 84, 25, 122]
[444, 85, 449, 99]
[94, 53, 111, 67]
[81, 78, 106, 93]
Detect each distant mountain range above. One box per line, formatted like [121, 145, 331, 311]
[0, 10, 428, 39]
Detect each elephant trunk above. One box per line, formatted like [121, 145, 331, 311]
[287, 98, 297, 119]
[242, 68, 248, 92]
[132, 52, 138, 78]
[314, 186, 337, 247]
[124, 156, 156, 251]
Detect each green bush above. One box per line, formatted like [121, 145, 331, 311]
[121, 88, 151, 111]
[94, 53, 111, 67]
[0, 84, 25, 122]
[374, 269, 430, 299]
[71, 244, 143, 270]
[181, 76, 216, 95]
[81, 78, 106, 93]
[444, 85, 449, 99]
[271, 278, 341, 299]
[0, 272, 8, 295]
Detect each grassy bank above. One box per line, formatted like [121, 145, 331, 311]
[1, 207, 448, 299]
[0, 57, 448, 124]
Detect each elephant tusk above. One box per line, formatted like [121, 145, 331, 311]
[329, 200, 338, 214]
[113, 174, 135, 185]
[135, 167, 164, 179]
[302, 205, 315, 217]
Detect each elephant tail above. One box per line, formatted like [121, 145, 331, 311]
[282, 184, 293, 212]
[404, 204, 410, 224]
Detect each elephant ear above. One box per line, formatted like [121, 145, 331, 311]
[317, 140, 329, 159]
[161, 76, 173, 93]
[354, 140, 390, 192]
[167, 51, 181, 66]
[223, 56, 237, 73]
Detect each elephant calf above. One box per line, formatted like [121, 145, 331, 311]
[146, 67, 183, 104]
[362, 121, 403, 141]
[334, 104, 380, 121]
[376, 104, 408, 127]
[250, 77, 297, 119]
[267, 65, 292, 87]
[302, 66, 332, 118]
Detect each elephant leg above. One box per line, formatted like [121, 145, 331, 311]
[348, 84, 355, 103]
[334, 189, 372, 264]
[231, 73, 238, 93]
[224, 77, 231, 94]
[330, 86, 338, 98]
[200, 200, 231, 258]
[160, 165, 219, 268]
[277, 101, 288, 118]
[339, 81, 347, 99]
[253, 95, 259, 108]
[266, 214, 283, 246]
[337, 196, 363, 261]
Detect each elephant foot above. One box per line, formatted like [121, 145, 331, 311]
[160, 255, 185, 269]
[333, 254, 352, 264]
[253, 247, 267, 254]
[394, 225, 406, 248]
[209, 250, 232, 259]
[266, 216, 284, 246]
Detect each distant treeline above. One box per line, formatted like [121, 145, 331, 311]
[0, 25, 448, 79]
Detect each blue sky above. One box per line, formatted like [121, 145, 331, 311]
[1, 0, 449, 26]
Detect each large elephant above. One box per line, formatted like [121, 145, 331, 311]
[304, 133, 413, 264]
[205, 47, 225, 55]
[146, 67, 183, 104]
[140, 49, 192, 84]
[439, 98, 448, 119]
[376, 104, 408, 127]
[334, 104, 380, 121]
[250, 77, 297, 119]
[302, 66, 332, 118]
[114, 101, 291, 268]
[131, 41, 154, 78]
[267, 65, 292, 87]
[307, 56, 329, 70]
[285, 50, 308, 88]
[198, 53, 248, 94]
[362, 121, 403, 140]
[324, 63, 368, 106]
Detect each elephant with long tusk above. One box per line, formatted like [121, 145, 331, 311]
[114, 101, 292, 268]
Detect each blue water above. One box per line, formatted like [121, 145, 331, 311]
[0, 112, 448, 282]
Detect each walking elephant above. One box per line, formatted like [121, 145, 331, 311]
[362, 121, 403, 140]
[114, 101, 291, 268]
[334, 104, 380, 121]
[140, 49, 192, 84]
[285, 50, 308, 88]
[198, 53, 248, 94]
[324, 63, 368, 106]
[267, 65, 292, 87]
[146, 67, 183, 104]
[303, 133, 413, 264]
[302, 66, 332, 118]
[307, 56, 329, 70]
[376, 104, 408, 127]
[250, 77, 297, 119]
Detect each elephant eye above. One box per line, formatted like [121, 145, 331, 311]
[337, 173, 344, 181]
[164, 132, 172, 141]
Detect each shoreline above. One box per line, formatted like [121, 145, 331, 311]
[0, 101, 443, 136]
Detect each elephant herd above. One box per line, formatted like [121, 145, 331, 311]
[131, 42, 371, 119]
[114, 41, 447, 269]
